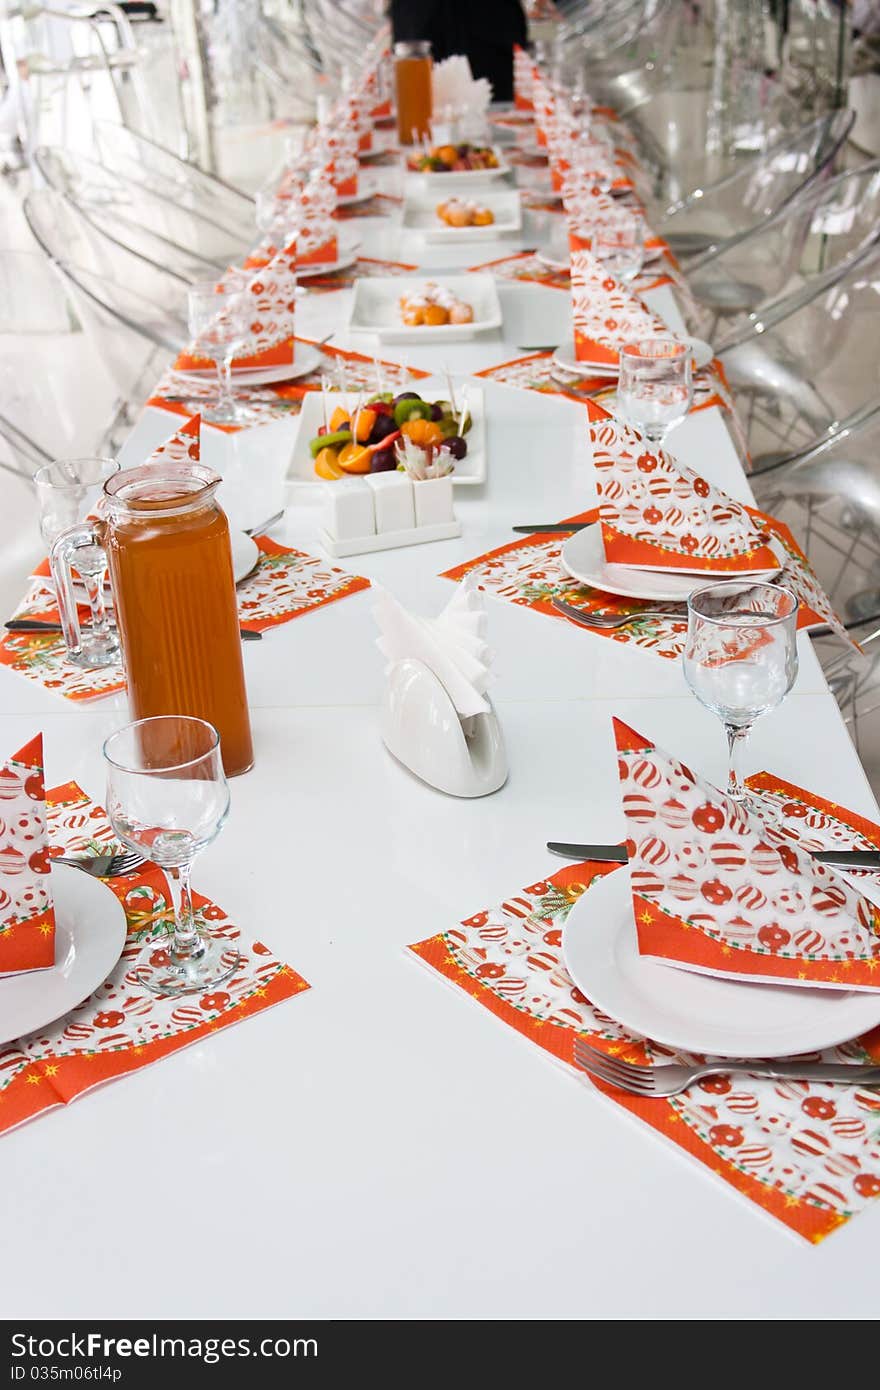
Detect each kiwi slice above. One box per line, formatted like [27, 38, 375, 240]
[393, 398, 433, 427]
[309, 428, 352, 458]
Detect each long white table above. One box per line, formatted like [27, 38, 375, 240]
[1, 159, 877, 1320]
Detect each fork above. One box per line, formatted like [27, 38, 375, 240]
[552, 598, 687, 628]
[54, 851, 145, 878]
[573, 1036, 880, 1098]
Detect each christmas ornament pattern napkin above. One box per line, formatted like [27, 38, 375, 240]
[0, 782, 309, 1138]
[614, 718, 880, 989]
[175, 242, 298, 374]
[0, 735, 54, 976]
[593, 416, 778, 573]
[571, 247, 674, 366]
[408, 849, 880, 1244]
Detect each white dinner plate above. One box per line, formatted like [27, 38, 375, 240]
[401, 189, 522, 242]
[287, 380, 487, 487]
[176, 343, 323, 388]
[230, 530, 260, 583]
[405, 147, 512, 187]
[560, 524, 783, 600]
[562, 866, 880, 1057]
[0, 863, 128, 1046]
[349, 273, 502, 343]
[337, 173, 381, 206]
[552, 335, 714, 376]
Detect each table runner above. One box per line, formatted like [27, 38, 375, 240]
[408, 773, 880, 1244]
[441, 510, 852, 664]
[0, 539, 370, 703]
[0, 781, 309, 1138]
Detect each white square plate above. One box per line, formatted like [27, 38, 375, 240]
[401, 189, 522, 242]
[287, 380, 487, 487]
[405, 146, 511, 188]
[348, 273, 502, 343]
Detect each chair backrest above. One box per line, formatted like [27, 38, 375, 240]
[718, 245, 880, 469]
[23, 187, 187, 351]
[92, 121, 255, 241]
[660, 107, 855, 241]
[688, 160, 880, 339]
[34, 145, 243, 280]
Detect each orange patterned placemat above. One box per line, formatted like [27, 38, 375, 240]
[302, 255, 417, 293]
[0, 539, 370, 702]
[466, 248, 678, 296]
[0, 782, 309, 1137]
[409, 838, 880, 1243]
[441, 509, 853, 662]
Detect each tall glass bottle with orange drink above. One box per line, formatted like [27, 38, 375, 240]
[394, 40, 432, 145]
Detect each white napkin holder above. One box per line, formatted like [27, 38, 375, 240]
[381, 658, 507, 798]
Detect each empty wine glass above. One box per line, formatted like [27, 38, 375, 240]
[683, 582, 799, 801]
[36, 457, 120, 668]
[617, 337, 693, 443]
[186, 280, 252, 425]
[591, 210, 644, 283]
[104, 716, 240, 996]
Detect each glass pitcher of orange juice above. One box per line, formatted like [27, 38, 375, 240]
[394, 40, 432, 145]
[51, 462, 254, 777]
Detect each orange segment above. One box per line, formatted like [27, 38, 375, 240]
[315, 447, 345, 479]
[337, 441, 371, 474]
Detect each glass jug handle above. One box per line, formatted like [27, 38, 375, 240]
[49, 522, 119, 670]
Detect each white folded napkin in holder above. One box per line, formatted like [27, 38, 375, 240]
[374, 584, 507, 798]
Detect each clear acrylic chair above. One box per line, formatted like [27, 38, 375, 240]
[93, 120, 255, 242]
[23, 188, 187, 354]
[687, 160, 880, 341]
[717, 245, 880, 470]
[656, 108, 855, 257]
[34, 145, 244, 281]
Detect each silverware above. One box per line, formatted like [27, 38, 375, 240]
[573, 1036, 880, 1098]
[547, 841, 880, 871]
[54, 851, 144, 877]
[5, 619, 262, 643]
[552, 598, 687, 628]
[512, 524, 589, 534]
[243, 510, 284, 537]
[514, 344, 558, 353]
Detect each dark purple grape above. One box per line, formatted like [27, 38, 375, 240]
[429, 402, 444, 421]
[392, 391, 422, 407]
[442, 435, 468, 461]
[369, 414, 399, 444]
[369, 447, 397, 472]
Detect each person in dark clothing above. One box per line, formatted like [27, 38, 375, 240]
[389, 0, 528, 103]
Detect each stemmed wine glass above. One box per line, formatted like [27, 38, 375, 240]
[591, 210, 645, 284]
[36, 457, 120, 668]
[616, 337, 693, 444]
[683, 582, 799, 801]
[104, 715, 240, 996]
[186, 280, 252, 425]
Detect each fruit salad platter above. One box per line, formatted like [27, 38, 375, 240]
[405, 142, 510, 186]
[288, 383, 487, 487]
[349, 273, 502, 342]
[400, 189, 522, 242]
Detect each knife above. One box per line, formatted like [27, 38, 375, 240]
[546, 841, 880, 871]
[5, 619, 263, 642]
[512, 523, 590, 534]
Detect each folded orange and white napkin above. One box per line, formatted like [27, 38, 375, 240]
[614, 718, 880, 989]
[175, 243, 297, 374]
[571, 248, 672, 366]
[592, 416, 779, 573]
[0, 734, 55, 976]
[513, 44, 536, 111]
[148, 412, 201, 464]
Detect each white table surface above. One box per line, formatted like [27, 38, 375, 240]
[1, 160, 877, 1321]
